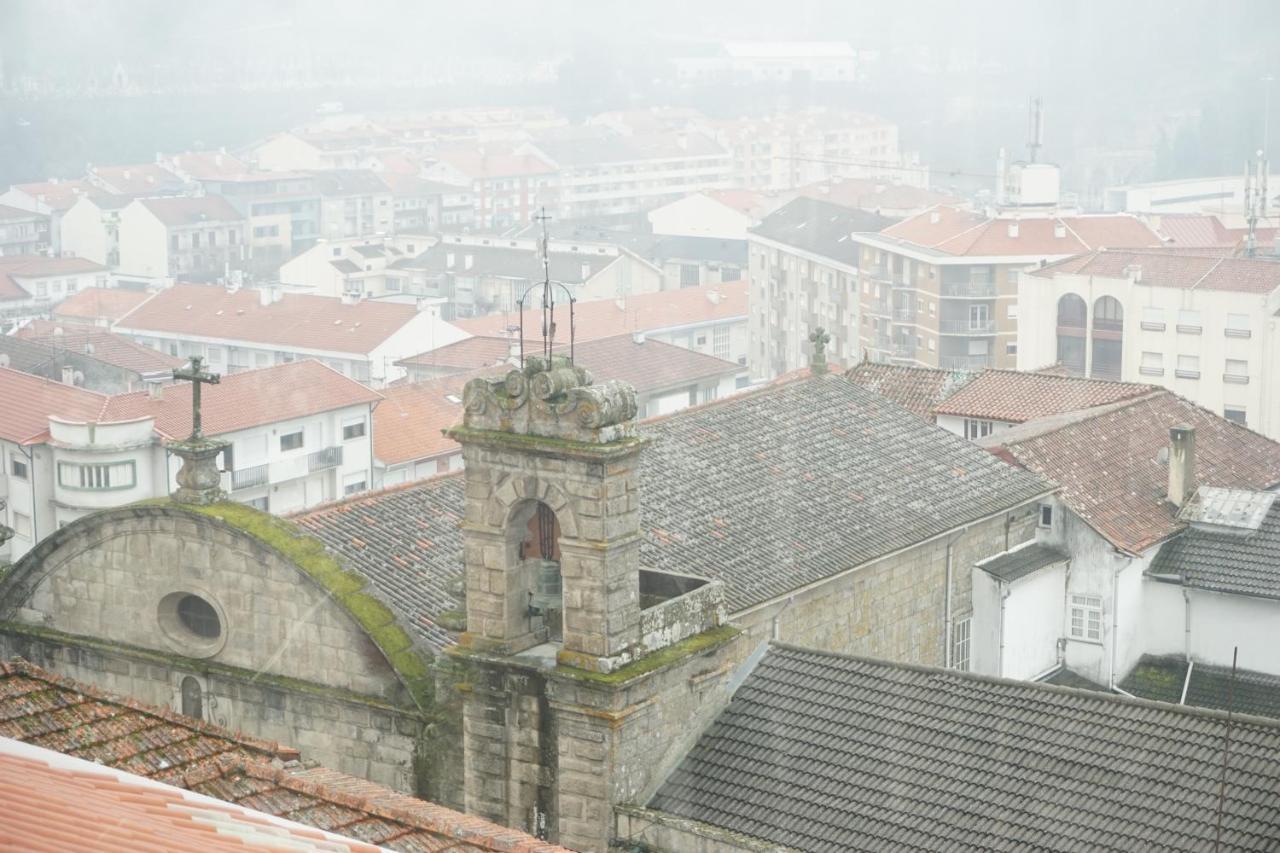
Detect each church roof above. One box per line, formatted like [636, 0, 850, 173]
[648, 643, 1280, 852]
[0, 660, 565, 852]
[297, 370, 1052, 650]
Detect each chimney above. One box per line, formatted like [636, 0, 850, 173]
[632, 330, 646, 344]
[706, 289, 721, 305]
[214, 152, 224, 167]
[1054, 222, 1066, 238]
[61, 365, 75, 385]
[929, 210, 941, 224]
[1007, 220, 1020, 238]
[1167, 425, 1196, 508]
[148, 381, 164, 400]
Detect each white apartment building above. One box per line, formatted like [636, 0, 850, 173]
[60, 194, 130, 267]
[0, 204, 50, 256]
[0, 180, 94, 254]
[0, 360, 381, 562]
[1018, 250, 1280, 438]
[278, 235, 433, 300]
[0, 256, 111, 330]
[111, 282, 467, 387]
[116, 196, 249, 283]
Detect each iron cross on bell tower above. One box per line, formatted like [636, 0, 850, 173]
[516, 207, 577, 368]
[173, 355, 221, 439]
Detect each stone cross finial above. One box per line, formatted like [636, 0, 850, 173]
[173, 356, 221, 439]
[809, 327, 831, 375]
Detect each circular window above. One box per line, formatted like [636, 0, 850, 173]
[157, 590, 228, 658]
[177, 595, 221, 639]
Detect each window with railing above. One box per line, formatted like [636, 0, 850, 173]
[58, 461, 136, 491]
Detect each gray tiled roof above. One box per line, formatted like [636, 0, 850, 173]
[1122, 655, 1280, 720]
[296, 373, 1051, 651]
[649, 644, 1280, 852]
[976, 542, 1067, 583]
[749, 197, 894, 267]
[1149, 496, 1280, 600]
[1038, 666, 1109, 692]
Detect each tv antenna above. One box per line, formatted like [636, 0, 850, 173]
[1243, 151, 1269, 257]
[1027, 97, 1045, 164]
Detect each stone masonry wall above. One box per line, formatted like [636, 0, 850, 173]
[2, 631, 427, 792]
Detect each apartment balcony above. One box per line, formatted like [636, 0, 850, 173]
[308, 445, 344, 472]
[865, 300, 891, 318]
[939, 319, 995, 334]
[890, 341, 917, 358]
[892, 308, 917, 322]
[940, 355, 992, 370]
[940, 282, 997, 298]
[230, 463, 270, 490]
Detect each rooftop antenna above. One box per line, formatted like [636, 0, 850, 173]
[516, 207, 575, 368]
[1212, 646, 1239, 851]
[1027, 97, 1044, 164]
[1244, 151, 1268, 257]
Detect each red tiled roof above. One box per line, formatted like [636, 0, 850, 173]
[992, 393, 1280, 553]
[1031, 248, 1280, 294]
[0, 255, 108, 302]
[1153, 214, 1236, 248]
[0, 660, 565, 852]
[797, 179, 961, 214]
[844, 362, 972, 421]
[450, 281, 748, 340]
[933, 369, 1153, 423]
[166, 151, 252, 181]
[373, 371, 482, 465]
[6, 180, 93, 211]
[0, 367, 109, 444]
[53, 286, 154, 322]
[102, 360, 383, 440]
[0, 203, 42, 222]
[432, 146, 555, 179]
[138, 195, 244, 226]
[114, 283, 449, 356]
[568, 333, 740, 393]
[89, 163, 184, 195]
[397, 336, 522, 371]
[878, 206, 1163, 257]
[17, 320, 184, 374]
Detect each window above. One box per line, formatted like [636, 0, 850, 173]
[1140, 351, 1164, 376]
[680, 263, 700, 287]
[280, 430, 304, 451]
[695, 334, 708, 347]
[952, 618, 971, 672]
[1175, 355, 1200, 379]
[190, 231, 200, 249]
[343, 472, 368, 496]
[58, 461, 136, 490]
[170, 234, 179, 251]
[9, 454, 28, 480]
[332, 247, 342, 257]
[964, 419, 993, 439]
[1007, 269, 1019, 286]
[12, 512, 31, 539]
[246, 495, 270, 512]
[1225, 406, 1247, 426]
[207, 346, 223, 364]
[713, 325, 730, 359]
[1007, 304, 1018, 320]
[969, 304, 990, 329]
[342, 418, 367, 440]
[1225, 313, 1251, 338]
[1141, 306, 1165, 331]
[1039, 504, 1053, 528]
[1176, 309, 1201, 334]
[1069, 594, 1103, 642]
[1224, 359, 1249, 384]
[180, 676, 203, 719]
[36, 281, 47, 297]
[177, 595, 220, 639]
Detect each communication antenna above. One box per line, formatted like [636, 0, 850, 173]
[1027, 97, 1045, 164]
[1244, 151, 1268, 258]
[516, 207, 576, 367]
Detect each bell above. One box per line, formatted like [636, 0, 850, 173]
[527, 558, 562, 617]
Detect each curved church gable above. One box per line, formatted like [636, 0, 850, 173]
[0, 500, 435, 795]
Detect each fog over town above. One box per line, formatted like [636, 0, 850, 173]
[1, 2, 1279, 851]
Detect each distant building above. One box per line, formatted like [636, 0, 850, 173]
[59, 193, 130, 267]
[0, 359, 381, 561]
[748, 196, 894, 378]
[647, 190, 771, 242]
[52, 285, 154, 327]
[1104, 174, 1277, 215]
[1019, 249, 1280, 438]
[192, 171, 323, 276]
[422, 146, 556, 231]
[398, 233, 663, 318]
[312, 170, 394, 240]
[674, 41, 859, 85]
[0, 256, 111, 331]
[0, 204, 50, 256]
[111, 282, 466, 386]
[378, 173, 473, 233]
[116, 196, 248, 283]
[278, 234, 432, 300]
[5, 319, 182, 392]
[850, 205, 1162, 372]
[0, 180, 94, 254]
[85, 162, 184, 197]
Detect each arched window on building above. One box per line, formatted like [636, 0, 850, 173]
[512, 500, 563, 642]
[1091, 296, 1124, 380]
[180, 676, 203, 720]
[1055, 293, 1088, 376]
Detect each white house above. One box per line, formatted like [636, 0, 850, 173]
[278, 235, 433, 300]
[116, 196, 249, 283]
[967, 392, 1280, 688]
[1019, 249, 1280, 438]
[0, 256, 111, 331]
[647, 191, 763, 241]
[111, 282, 467, 387]
[0, 360, 382, 562]
[0, 180, 94, 254]
[60, 194, 131, 267]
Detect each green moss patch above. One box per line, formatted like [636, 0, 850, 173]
[143, 499, 434, 709]
[556, 625, 741, 686]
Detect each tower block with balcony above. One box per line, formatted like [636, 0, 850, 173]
[443, 353, 738, 851]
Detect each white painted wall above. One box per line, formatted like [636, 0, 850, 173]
[116, 201, 170, 280]
[999, 562, 1068, 680]
[61, 198, 113, 266]
[648, 193, 753, 241]
[1139, 579, 1280, 676]
[971, 567, 1003, 676]
[249, 134, 327, 172]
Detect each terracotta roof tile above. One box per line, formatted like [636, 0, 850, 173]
[89, 163, 185, 196]
[137, 195, 244, 227]
[0, 367, 109, 444]
[6, 180, 94, 211]
[991, 392, 1280, 553]
[877, 206, 1163, 257]
[844, 362, 972, 420]
[933, 369, 1153, 423]
[54, 286, 155, 322]
[114, 283, 463, 356]
[101, 359, 383, 440]
[373, 370, 493, 466]
[1032, 248, 1280, 294]
[450, 281, 747, 340]
[16, 321, 184, 374]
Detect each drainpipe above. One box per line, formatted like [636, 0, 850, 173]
[1183, 588, 1192, 661]
[997, 584, 1009, 677]
[21, 445, 38, 548]
[943, 538, 955, 668]
[1108, 555, 1134, 690]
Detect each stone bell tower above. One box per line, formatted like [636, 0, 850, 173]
[443, 354, 736, 851]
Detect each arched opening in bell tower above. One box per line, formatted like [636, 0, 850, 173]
[509, 499, 564, 643]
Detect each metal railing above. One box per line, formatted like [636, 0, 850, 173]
[230, 463, 269, 490]
[307, 445, 344, 472]
[940, 281, 997, 298]
[892, 308, 917, 322]
[940, 319, 995, 334]
[891, 342, 917, 358]
[940, 355, 992, 370]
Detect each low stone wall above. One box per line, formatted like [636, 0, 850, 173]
[638, 572, 725, 653]
[614, 805, 796, 852]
